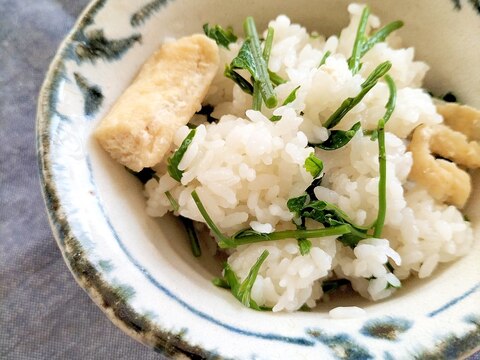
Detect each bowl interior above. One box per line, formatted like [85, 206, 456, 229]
[90, 0, 480, 307]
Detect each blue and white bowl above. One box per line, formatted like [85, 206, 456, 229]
[37, 0, 480, 358]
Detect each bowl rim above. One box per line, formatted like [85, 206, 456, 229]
[36, 0, 480, 358]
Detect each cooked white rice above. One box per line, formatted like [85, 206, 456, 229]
[145, 4, 474, 312]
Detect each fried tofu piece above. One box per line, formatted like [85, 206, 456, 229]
[429, 124, 480, 169]
[95, 34, 219, 172]
[408, 124, 480, 208]
[437, 103, 480, 141]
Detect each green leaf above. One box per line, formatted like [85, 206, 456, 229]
[269, 70, 287, 86]
[270, 85, 301, 121]
[301, 200, 370, 234]
[167, 129, 196, 182]
[301, 207, 338, 228]
[224, 65, 254, 95]
[223, 264, 241, 294]
[231, 39, 256, 71]
[338, 233, 365, 248]
[293, 219, 311, 256]
[287, 194, 310, 216]
[285, 209, 312, 256]
[283, 85, 301, 105]
[298, 238, 312, 255]
[313, 122, 361, 150]
[304, 153, 324, 178]
[203, 23, 238, 49]
[323, 61, 392, 129]
[212, 277, 231, 289]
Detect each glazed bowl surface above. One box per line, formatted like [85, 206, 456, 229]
[37, 0, 480, 358]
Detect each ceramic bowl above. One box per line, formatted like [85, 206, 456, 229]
[37, 0, 480, 358]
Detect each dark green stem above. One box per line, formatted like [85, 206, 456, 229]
[238, 250, 269, 306]
[180, 217, 202, 257]
[244, 17, 277, 108]
[226, 225, 352, 248]
[191, 190, 233, 246]
[373, 75, 396, 238]
[192, 190, 353, 249]
[263, 27, 274, 63]
[374, 120, 387, 238]
[253, 80, 262, 110]
[323, 61, 391, 129]
[382, 74, 397, 123]
[318, 50, 331, 68]
[361, 21, 404, 56]
[165, 191, 179, 211]
[348, 6, 370, 74]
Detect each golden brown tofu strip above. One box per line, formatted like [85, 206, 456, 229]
[95, 35, 219, 172]
[437, 103, 480, 141]
[408, 124, 479, 208]
[429, 124, 480, 169]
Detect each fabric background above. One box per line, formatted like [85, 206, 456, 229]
[0, 0, 165, 358]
